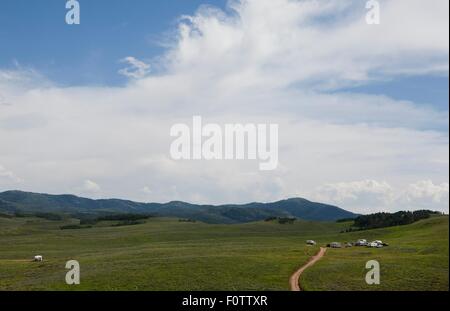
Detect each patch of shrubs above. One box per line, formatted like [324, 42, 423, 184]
[78, 213, 154, 225]
[0, 212, 13, 218]
[111, 220, 143, 227]
[60, 224, 92, 230]
[14, 212, 28, 218]
[34, 212, 64, 221]
[79, 218, 98, 225]
[278, 217, 296, 224]
[340, 227, 364, 233]
[179, 218, 197, 223]
[95, 213, 154, 221]
[264, 216, 297, 224]
[336, 217, 356, 223]
[264, 216, 278, 222]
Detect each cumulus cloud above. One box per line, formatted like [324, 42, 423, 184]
[313, 180, 393, 211]
[118, 57, 151, 79]
[0, 165, 22, 184]
[0, 0, 448, 212]
[81, 180, 101, 194]
[165, 0, 448, 90]
[402, 180, 449, 207]
[312, 180, 449, 213]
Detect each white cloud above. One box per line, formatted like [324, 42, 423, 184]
[0, 62, 51, 92]
[0, 165, 22, 184]
[141, 186, 152, 193]
[311, 180, 449, 214]
[118, 57, 151, 79]
[313, 180, 393, 209]
[0, 0, 448, 212]
[402, 180, 449, 206]
[82, 180, 101, 194]
[164, 0, 448, 90]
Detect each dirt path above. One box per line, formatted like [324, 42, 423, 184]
[289, 247, 327, 291]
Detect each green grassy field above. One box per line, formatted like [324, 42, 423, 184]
[302, 216, 449, 291]
[0, 215, 448, 291]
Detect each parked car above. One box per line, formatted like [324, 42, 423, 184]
[306, 240, 316, 245]
[368, 241, 379, 248]
[368, 241, 386, 248]
[355, 239, 368, 246]
[329, 242, 342, 248]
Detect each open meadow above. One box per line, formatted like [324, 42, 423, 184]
[0, 215, 448, 291]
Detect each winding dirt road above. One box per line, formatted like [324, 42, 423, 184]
[289, 247, 327, 291]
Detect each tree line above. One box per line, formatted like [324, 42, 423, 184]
[351, 210, 442, 230]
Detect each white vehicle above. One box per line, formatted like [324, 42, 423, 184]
[33, 255, 43, 262]
[329, 242, 342, 248]
[368, 241, 384, 248]
[356, 239, 368, 246]
[306, 240, 316, 245]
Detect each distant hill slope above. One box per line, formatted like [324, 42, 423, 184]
[0, 190, 357, 223]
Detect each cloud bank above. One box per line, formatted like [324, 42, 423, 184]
[313, 180, 449, 214]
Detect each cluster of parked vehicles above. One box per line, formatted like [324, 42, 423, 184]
[306, 239, 389, 248]
[354, 239, 389, 248]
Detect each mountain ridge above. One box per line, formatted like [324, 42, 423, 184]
[0, 190, 358, 224]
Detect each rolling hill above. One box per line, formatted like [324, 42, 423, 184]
[0, 190, 357, 223]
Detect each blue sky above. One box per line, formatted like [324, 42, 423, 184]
[0, 0, 227, 85]
[337, 75, 449, 111]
